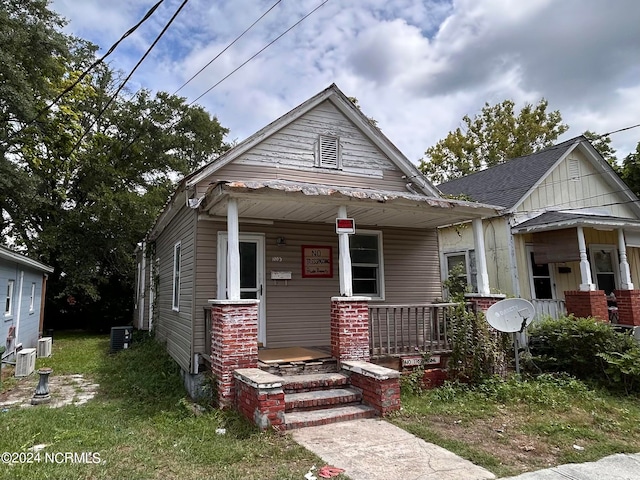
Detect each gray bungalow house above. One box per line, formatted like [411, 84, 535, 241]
[1, 245, 52, 360]
[134, 84, 501, 426]
[438, 136, 640, 325]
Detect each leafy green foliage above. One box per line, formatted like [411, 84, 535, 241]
[419, 98, 568, 183]
[598, 346, 640, 394]
[583, 130, 618, 167]
[620, 141, 640, 197]
[1, 1, 230, 329]
[447, 303, 510, 384]
[526, 315, 638, 390]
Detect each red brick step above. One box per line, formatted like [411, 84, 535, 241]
[280, 372, 350, 393]
[285, 387, 362, 412]
[285, 404, 376, 430]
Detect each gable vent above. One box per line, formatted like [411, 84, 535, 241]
[317, 135, 340, 169]
[568, 158, 580, 181]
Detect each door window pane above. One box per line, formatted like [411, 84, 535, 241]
[239, 242, 257, 289]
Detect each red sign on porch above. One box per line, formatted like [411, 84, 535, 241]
[335, 218, 355, 234]
[301, 245, 333, 278]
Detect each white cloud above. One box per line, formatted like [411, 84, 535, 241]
[51, 0, 640, 163]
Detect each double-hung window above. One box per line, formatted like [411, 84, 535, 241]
[5, 280, 14, 317]
[443, 250, 477, 298]
[349, 231, 384, 299]
[172, 242, 181, 311]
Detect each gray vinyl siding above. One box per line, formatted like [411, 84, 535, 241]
[154, 203, 196, 372]
[196, 100, 410, 194]
[193, 219, 441, 350]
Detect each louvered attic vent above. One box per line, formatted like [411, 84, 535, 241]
[317, 135, 341, 169]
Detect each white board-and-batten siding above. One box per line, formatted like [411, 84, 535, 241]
[518, 150, 637, 218]
[154, 203, 196, 373]
[195, 100, 412, 195]
[192, 219, 441, 352]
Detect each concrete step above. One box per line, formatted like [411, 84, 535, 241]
[285, 404, 377, 430]
[285, 387, 362, 412]
[280, 372, 350, 393]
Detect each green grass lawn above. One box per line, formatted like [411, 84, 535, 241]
[391, 375, 640, 478]
[0, 332, 323, 480]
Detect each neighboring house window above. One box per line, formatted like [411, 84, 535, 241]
[444, 251, 477, 298]
[590, 246, 618, 295]
[350, 231, 384, 298]
[5, 280, 14, 317]
[316, 135, 341, 169]
[172, 242, 181, 311]
[29, 282, 36, 313]
[529, 252, 553, 299]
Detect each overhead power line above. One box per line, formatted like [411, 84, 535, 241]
[189, 0, 330, 106]
[8, 1, 164, 142]
[601, 123, 640, 137]
[173, 0, 283, 95]
[69, 0, 191, 155]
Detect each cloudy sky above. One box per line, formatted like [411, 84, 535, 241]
[50, 0, 640, 164]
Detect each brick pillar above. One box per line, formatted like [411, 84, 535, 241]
[613, 290, 640, 326]
[464, 293, 506, 312]
[331, 296, 370, 362]
[564, 290, 608, 321]
[210, 299, 259, 407]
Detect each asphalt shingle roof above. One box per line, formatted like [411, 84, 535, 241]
[437, 137, 584, 208]
[514, 211, 640, 230]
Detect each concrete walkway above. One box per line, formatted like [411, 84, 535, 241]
[502, 452, 640, 479]
[290, 418, 495, 480]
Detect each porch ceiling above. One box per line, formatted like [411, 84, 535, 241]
[511, 211, 640, 234]
[201, 180, 503, 229]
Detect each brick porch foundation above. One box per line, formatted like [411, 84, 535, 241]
[331, 297, 370, 363]
[210, 299, 259, 407]
[464, 293, 506, 312]
[613, 289, 640, 326]
[564, 290, 608, 321]
[342, 361, 401, 415]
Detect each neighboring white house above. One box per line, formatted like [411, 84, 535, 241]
[1, 245, 53, 359]
[438, 136, 640, 324]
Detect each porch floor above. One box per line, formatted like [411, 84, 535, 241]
[257, 346, 335, 376]
[258, 346, 330, 364]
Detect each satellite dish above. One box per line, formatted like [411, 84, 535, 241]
[485, 298, 536, 333]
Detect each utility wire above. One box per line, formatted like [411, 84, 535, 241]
[189, 0, 330, 106]
[600, 123, 640, 138]
[7, 1, 164, 142]
[173, 0, 283, 95]
[69, 0, 191, 156]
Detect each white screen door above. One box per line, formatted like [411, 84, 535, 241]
[218, 233, 266, 345]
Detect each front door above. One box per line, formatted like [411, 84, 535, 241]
[590, 245, 618, 295]
[218, 233, 266, 345]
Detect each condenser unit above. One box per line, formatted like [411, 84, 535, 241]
[110, 326, 133, 353]
[37, 337, 52, 358]
[15, 348, 37, 377]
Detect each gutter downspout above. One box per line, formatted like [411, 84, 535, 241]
[39, 273, 49, 337]
[14, 271, 24, 350]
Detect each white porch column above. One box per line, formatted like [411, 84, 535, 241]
[618, 229, 634, 290]
[227, 198, 241, 300]
[577, 226, 595, 291]
[338, 205, 353, 296]
[472, 217, 490, 295]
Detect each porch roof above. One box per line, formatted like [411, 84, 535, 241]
[201, 180, 503, 229]
[512, 211, 640, 234]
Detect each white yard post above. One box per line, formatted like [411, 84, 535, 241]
[227, 198, 241, 300]
[338, 205, 353, 296]
[472, 218, 490, 295]
[618, 229, 634, 290]
[577, 226, 595, 291]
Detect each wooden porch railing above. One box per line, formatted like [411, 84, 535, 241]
[530, 299, 566, 321]
[369, 303, 465, 357]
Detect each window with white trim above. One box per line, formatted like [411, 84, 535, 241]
[316, 135, 341, 169]
[349, 231, 384, 298]
[5, 280, 14, 317]
[444, 250, 477, 298]
[29, 282, 36, 313]
[172, 242, 181, 311]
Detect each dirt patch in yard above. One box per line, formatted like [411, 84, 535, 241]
[0, 372, 98, 409]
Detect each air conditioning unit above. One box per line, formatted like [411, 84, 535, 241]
[37, 337, 52, 358]
[110, 326, 133, 353]
[16, 348, 37, 377]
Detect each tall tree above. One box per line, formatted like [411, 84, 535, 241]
[1, 1, 229, 328]
[620, 141, 640, 197]
[420, 99, 568, 183]
[583, 130, 618, 168]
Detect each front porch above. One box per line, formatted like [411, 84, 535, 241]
[513, 214, 640, 326]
